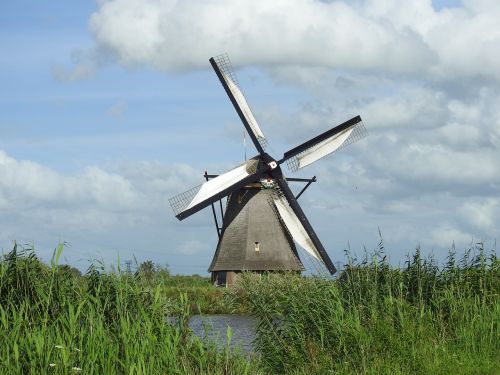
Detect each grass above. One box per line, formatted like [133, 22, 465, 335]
[0, 243, 257, 374]
[161, 277, 236, 314]
[0, 240, 498, 374]
[231, 242, 499, 374]
[129, 260, 239, 314]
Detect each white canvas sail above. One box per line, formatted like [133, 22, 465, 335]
[186, 163, 250, 210]
[274, 195, 321, 261]
[222, 72, 266, 141]
[296, 127, 353, 169]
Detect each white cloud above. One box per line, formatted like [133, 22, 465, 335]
[458, 198, 499, 233]
[0, 149, 201, 235]
[0, 151, 139, 212]
[0, 150, 61, 204]
[0, 148, 222, 270]
[371, 143, 499, 188]
[361, 87, 446, 129]
[88, 0, 500, 81]
[89, 0, 432, 73]
[429, 223, 472, 248]
[437, 123, 482, 148]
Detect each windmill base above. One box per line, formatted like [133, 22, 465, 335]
[211, 271, 238, 287]
[211, 270, 301, 287]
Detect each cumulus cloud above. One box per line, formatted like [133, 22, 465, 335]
[458, 198, 499, 232]
[0, 150, 139, 212]
[4, 157, 230, 272]
[90, 0, 430, 73]
[429, 222, 473, 248]
[0, 150, 211, 263]
[88, 0, 500, 81]
[257, 76, 499, 257]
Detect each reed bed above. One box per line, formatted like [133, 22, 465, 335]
[232, 241, 499, 374]
[0, 243, 257, 374]
[1, 241, 498, 374]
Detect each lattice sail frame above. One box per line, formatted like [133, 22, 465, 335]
[212, 54, 268, 151]
[286, 121, 368, 172]
[168, 185, 202, 217]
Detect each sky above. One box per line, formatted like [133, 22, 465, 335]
[0, 0, 498, 274]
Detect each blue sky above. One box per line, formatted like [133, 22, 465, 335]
[1, 0, 498, 274]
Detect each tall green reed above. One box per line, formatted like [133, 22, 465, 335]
[2, 240, 497, 374]
[233, 241, 499, 374]
[0, 243, 257, 374]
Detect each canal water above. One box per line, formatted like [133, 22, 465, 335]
[188, 315, 256, 353]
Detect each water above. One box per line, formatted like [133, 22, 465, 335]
[189, 315, 256, 353]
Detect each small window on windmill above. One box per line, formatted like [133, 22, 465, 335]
[254, 242, 260, 253]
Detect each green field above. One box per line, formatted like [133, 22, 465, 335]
[1, 242, 498, 374]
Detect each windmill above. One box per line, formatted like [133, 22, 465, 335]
[169, 54, 367, 286]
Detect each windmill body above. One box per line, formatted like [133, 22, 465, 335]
[209, 184, 303, 285]
[169, 54, 368, 285]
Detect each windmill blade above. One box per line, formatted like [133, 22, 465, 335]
[210, 54, 268, 154]
[272, 176, 337, 274]
[280, 115, 367, 172]
[169, 159, 263, 221]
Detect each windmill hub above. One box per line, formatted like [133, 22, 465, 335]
[267, 161, 278, 170]
[259, 178, 276, 189]
[168, 53, 368, 286]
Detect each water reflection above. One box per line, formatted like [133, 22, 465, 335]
[189, 315, 256, 353]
